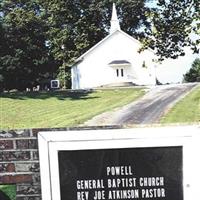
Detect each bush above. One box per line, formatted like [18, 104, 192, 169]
[184, 58, 200, 82]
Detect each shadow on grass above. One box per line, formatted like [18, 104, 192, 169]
[1, 90, 99, 101]
[0, 190, 12, 200]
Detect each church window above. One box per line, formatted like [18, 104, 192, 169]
[116, 68, 124, 77]
[121, 69, 124, 77]
[116, 69, 119, 77]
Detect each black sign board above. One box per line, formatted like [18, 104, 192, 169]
[58, 146, 183, 200]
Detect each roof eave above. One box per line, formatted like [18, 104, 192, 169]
[109, 63, 131, 67]
[71, 57, 84, 68]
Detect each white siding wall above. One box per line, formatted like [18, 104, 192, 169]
[72, 31, 156, 89]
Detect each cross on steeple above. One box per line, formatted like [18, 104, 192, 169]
[110, 3, 121, 34]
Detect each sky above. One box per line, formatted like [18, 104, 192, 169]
[156, 48, 199, 83]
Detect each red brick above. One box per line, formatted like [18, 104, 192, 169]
[0, 140, 13, 150]
[32, 129, 40, 137]
[7, 163, 16, 172]
[0, 163, 15, 173]
[17, 185, 41, 195]
[0, 174, 32, 184]
[15, 163, 39, 173]
[0, 151, 31, 161]
[16, 140, 38, 149]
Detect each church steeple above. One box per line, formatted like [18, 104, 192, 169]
[110, 3, 121, 34]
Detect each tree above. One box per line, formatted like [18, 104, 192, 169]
[184, 58, 200, 82]
[0, 17, 6, 91]
[142, 0, 200, 61]
[0, 0, 59, 91]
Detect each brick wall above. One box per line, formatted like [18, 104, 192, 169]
[0, 126, 121, 200]
[0, 129, 41, 200]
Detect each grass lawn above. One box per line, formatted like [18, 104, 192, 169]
[161, 86, 200, 123]
[0, 185, 16, 200]
[0, 88, 145, 129]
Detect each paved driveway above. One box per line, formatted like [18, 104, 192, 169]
[84, 83, 198, 126]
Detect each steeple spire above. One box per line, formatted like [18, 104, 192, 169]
[110, 3, 120, 34]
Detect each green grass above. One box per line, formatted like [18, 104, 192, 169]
[0, 88, 145, 129]
[161, 86, 200, 123]
[0, 185, 16, 200]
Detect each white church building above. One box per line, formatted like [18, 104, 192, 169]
[71, 3, 157, 89]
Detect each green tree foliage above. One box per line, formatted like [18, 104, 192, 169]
[0, 17, 6, 91]
[184, 58, 200, 82]
[142, 0, 200, 61]
[0, 0, 58, 91]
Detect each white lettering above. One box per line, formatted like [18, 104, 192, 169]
[106, 166, 133, 176]
[93, 190, 105, 200]
[76, 180, 104, 189]
[141, 188, 165, 198]
[77, 191, 89, 200]
[140, 177, 164, 187]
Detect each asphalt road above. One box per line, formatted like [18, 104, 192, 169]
[84, 83, 198, 126]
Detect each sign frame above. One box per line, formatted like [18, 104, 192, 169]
[50, 80, 60, 89]
[38, 126, 200, 200]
